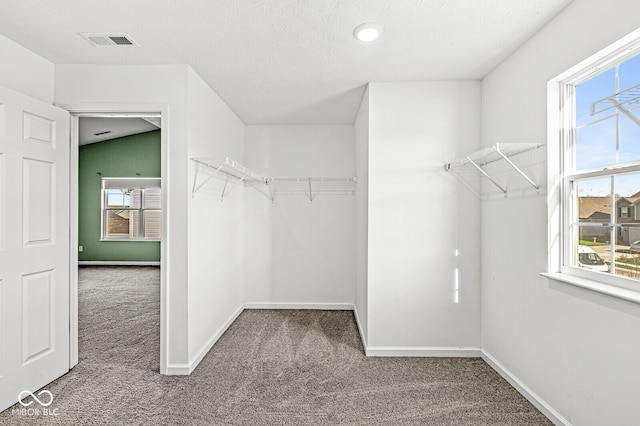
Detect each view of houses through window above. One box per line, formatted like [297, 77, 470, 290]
[572, 51, 640, 280]
[102, 178, 162, 241]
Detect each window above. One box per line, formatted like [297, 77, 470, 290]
[550, 30, 640, 293]
[621, 206, 630, 219]
[101, 177, 161, 241]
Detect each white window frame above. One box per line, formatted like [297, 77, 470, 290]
[100, 177, 162, 242]
[546, 27, 640, 302]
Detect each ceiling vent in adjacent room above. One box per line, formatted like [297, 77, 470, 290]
[79, 33, 139, 47]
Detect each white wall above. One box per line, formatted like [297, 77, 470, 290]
[186, 68, 246, 366]
[367, 82, 481, 351]
[244, 125, 356, 306]
[481, 0, 640, 424]
[56, 65, 248, 373]
[55, 64, 191, 370]
[0, 34, 54, 103]
[354, 87, 369, 341]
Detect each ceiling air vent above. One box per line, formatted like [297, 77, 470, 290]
[79, 33, 139, 47]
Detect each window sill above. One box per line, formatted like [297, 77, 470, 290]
[540, 272, 640, 305]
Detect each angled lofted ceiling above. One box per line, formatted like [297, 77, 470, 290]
[0, 0, 573, 124]
[79, 117, 160, 146]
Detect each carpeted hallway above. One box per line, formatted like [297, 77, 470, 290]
[1, 266, 551, 425]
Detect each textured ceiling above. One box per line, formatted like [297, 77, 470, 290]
[79, 117, 159, 145]
[0, 0, 573, 124]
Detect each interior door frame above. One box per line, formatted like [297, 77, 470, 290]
[58, 103, 168, 374]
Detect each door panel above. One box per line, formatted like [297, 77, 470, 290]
[22, 158, 54, 245]
[23, 112, 56, 147]
[22, 270, 55, 365]
[0, 85, 70, 412]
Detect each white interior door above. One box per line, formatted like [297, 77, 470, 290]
[0, 85, 70, 412]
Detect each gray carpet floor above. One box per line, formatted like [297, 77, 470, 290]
[1, 266, 551, 425]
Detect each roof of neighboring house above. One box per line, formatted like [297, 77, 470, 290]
[621, 190, 640, 204]
[579, 197, 611, 220]
[579, 192, 640, 220]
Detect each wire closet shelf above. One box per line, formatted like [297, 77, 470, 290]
[444, 143, 544, 198]
[190, 157, 357, 202]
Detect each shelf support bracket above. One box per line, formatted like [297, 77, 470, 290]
[220, 176, 229, 201]
[219, 175, 247, 201]
[248, 179, 274, 203]
[227, 176, 246, 197]
[192, 163, 201, 197]
[495, 144, 540, 192]
[192, 162, 224, 197]
[466, 157, 507, 196]
[267, 181, 275, 204]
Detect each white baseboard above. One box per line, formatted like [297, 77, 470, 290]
[352, 305, 368, 351]
[185, 304, 245, 375]
[78, 261, 160, 266]
[366, 346, 482, 357]
[244, 302, 354, 310]
[481, 350, 570, 426]
[164, 363, 191, 375]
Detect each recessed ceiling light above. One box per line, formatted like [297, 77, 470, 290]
[353, 22, 383, 43]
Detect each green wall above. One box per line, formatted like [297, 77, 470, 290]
[79, 130, 161, 262]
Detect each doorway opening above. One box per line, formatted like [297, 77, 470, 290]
[68, 109, 167, 374]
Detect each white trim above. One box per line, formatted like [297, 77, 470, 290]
[79, 261, 161, 266]
[352, 305, 368, 351]
[55, 103, 164, 116]
[541, 272, 640, 304]
[566, 161, 640, 181]
[244, 302, 354, 310]
[69, 114, 79, 369]
[185, 304, 245, 375]
[481, 350, 571, 426]
[552, 27, 640, 85]
[164, 363, 191, 375]
[546, 27, 640, 299]
[60, 103, 169, 375]
[366, 347, 482, 357]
